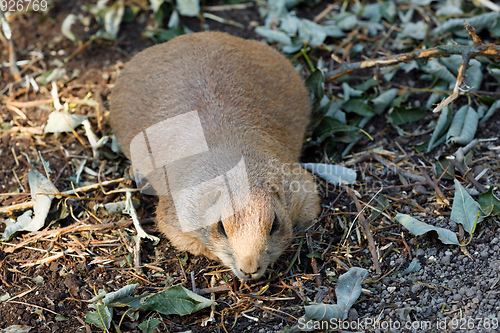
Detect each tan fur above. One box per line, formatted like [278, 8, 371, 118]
[109, 31, 320, 279]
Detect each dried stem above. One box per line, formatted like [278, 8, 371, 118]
[345, 187, 382, 274]
[306, 231, 322, 286]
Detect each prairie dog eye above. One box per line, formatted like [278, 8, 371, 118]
[270, 215, 279, 235]
[218, 221, 227, 237]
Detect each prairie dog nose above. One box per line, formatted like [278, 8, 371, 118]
[239, 256, 262, 279]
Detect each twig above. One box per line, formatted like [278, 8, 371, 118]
[3, 220, 133, 253]
[4, 98, 55, 108]
[449, 156, 486, 193]
[0, 178, 126, 214]
[400, 232, 412, 261]
[203, 13, 245, 29]
[284, 237, 303, 276]
[64, 37, 95, 63]
[5, 300, 60, 316]
[306, 231, 322, 286]
[204, 3, 254, 11]
[313, 3, 337, 23]
[432, 52, 470, 114]
[134, 236, 142, 270]
[474, 0, 500, 11]
[20, 251, 68, 267]
[345, 187, 382, 274]
[191, 271, 196, 292]
[8, 39, 21, 80]
[421, 170, 449, 206]
[235, 293, 295, 301]
[370, 153, 426, 183]
[326, 27, 500, 82]
[195, 285, 232, 295]
[279, 279, 306, 302]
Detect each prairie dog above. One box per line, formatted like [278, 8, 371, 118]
[110, 31, 320, 280]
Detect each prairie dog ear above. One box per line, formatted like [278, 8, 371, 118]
[285, 166, 321, 230]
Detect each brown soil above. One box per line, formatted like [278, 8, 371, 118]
[1, 1, 500, 333]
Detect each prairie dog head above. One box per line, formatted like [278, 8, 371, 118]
[206, 187, 292, 280]
[194, 162, 319, 280]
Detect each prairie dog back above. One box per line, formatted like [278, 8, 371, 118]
[110, 31, 310, 159]
[110, 31, 320, 280]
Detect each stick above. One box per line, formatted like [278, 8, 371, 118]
[326, 41, 499, 82]
[432, 52, 470, 114]
[0, 178, 126, 214]
[3, 220, 133, 253]
[306, 231, 322, 286]
[449, 157, 486, 193]
[421, 170, 449, 206]
[345, 187, 382, 274]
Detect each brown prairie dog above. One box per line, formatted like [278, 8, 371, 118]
[110, 31, 320, 280]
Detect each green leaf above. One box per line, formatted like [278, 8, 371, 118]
[149, 0, 164, 13]
[255, 27, 292, 45]
[176, 0, 200, 17]
[433, 155, 455, 180]
[380, 1, 396, 21]
[354, 79, 378, 91]
[44, 111, 87, 134]
[138, 318, 161, 333]
[450, 179, 483, 234]
[123, 5, 141, 23]
[372, 88, 399, 114]
[446, 106, 478, 145]
[369, 195, 391, 221]
[55, 315, 68, 321]
[299, 267, 368, 331]
[301, 304, 344, 331]
[1, 169, 58, 240]
[138, 285, 215, 315]
[61, 14, 78, 42]
[95, 3, 125, 40]
[428, 106, 453, 152]
[478, 187, 500, 217]
[313, 117, 360, 143]
[306, 251, 322, 259]
[389, 107, 425, 126]
[435, 0, 463, 16]
[178, 252, 188, 265]
[423, 59, 456, 83]
[343, 98, 376, 116]
[390, 90, 410, 108]
[400, 21, 427, 40]
[395, 213, 460, 245]
[90, 283, 140, 307]
[480, 100, 500, 124]
[335, 267, 369, 318]
[341, 82, 363, 101]
[85, 304, 112, 331]
[143, 27, 184, 42]
[305, 70, 324, 99]
[401, 258, 421, 275]
[298, 19, 344, 45]
[488, 67, 500, 83]
[432, 11, 500, 35]
[301, 163, 357, 185]
[337, 13, 359, 30]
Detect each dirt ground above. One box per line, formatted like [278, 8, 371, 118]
[1, 1, 500, 332]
